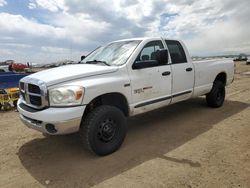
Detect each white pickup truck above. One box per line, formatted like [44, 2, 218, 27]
[18, 37, 234, 155]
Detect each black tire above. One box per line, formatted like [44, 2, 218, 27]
[80, 105, 127, 156]
[206, 81, 225, 108]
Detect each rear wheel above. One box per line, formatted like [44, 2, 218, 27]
[80, 105, 127, 156]
[206, 81, 225, 108]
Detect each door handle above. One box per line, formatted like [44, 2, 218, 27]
[186, 67, 193, 72]
[162, 71, 171, 76]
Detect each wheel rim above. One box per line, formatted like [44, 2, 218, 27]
[98, 119, 116, 142]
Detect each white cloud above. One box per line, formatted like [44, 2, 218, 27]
[28, 2, 37, 9]
[40, 46, 85, 62]
[0, 49, 14, 56]
[0, 13, 66, 38]
[0, 0, 7, 7]
[0, 36, 14, 40]
[1, 0, 250, 63]
[0, 11, 111, 63]
[41, 46, 69, 54]
[179, 0, 250, 55]
[62, 0, 250, 56]
[0, 43, 32, 48]
[28, 0, 67, 12]
[50, 12, 111, 44]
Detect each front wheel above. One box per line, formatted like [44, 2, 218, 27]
[80, 105, 127, 156]
[206, 81, 225, 108]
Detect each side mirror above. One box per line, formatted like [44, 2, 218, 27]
[81, 55, 86, 61]
[132, 60, 159, 69]
[156, 49, 169, 65]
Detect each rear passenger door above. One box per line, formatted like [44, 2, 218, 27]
[165, 40, 194, 103]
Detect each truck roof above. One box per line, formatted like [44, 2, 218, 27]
[112, 37, 180, 43]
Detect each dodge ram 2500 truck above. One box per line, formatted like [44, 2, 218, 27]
[18, 37, 234, 155]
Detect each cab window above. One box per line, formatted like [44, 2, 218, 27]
[132, 41, 164, 69]
[165, 40, 187, 64]
[133, 40, 169, 69]
[136, 40, 164, 62]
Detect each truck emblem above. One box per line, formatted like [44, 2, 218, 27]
[134, 86, 152, 94]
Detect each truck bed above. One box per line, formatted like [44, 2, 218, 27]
[192, 58, 234, 97]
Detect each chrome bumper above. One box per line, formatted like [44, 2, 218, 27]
[19, 114, 82, 135]
[17, 99, 86, 135]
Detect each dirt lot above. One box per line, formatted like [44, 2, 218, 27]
[0, 61, 250, 188]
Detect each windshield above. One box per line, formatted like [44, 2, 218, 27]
[81, 40, 141, 66]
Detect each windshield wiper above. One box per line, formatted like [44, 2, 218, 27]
[85, 60, 110, 66]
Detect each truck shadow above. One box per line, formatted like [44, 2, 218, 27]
[18, 98, 249, 187]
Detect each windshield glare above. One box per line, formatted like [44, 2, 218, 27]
[82, 40, 141, 66]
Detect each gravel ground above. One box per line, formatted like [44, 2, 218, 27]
[0, 61, 249, 188]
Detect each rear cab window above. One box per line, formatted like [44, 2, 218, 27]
[165, 40, 187, 64]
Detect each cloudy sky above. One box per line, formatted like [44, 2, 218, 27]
[0, 0, 249, 64]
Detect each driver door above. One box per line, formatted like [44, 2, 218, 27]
[128, 40, 172, 114]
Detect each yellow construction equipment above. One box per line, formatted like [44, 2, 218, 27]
[0, 88, 19, 111]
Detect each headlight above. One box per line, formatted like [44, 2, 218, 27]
[49, 86, 84, 107]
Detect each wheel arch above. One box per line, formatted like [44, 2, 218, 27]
[214, 72, 227, 86]
[82, 92, 129, 119]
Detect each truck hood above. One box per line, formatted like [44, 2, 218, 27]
[25, 64, 118, 86]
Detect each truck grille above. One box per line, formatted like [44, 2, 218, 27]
[29, 95, 42, 106]
[19, 79, 48, 109]
[28, 84, 41, 94]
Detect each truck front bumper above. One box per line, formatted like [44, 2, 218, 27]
[17, 100, 86, 135]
